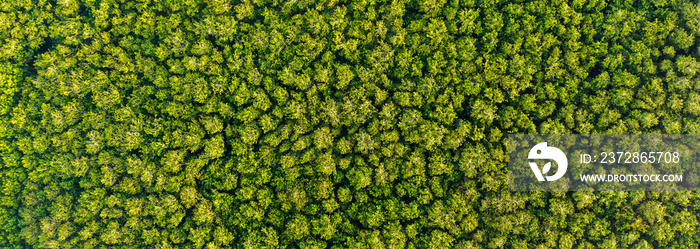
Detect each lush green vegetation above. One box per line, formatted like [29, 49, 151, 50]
[2, 0, 700, 248]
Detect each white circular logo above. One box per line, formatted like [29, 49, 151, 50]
[528, 142, 568, 181]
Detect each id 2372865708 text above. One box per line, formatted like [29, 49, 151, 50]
[580, 152, 680, 164]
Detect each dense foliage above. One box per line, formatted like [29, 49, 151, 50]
[2, 0, 700, 248]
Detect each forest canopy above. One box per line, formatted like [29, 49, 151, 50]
[2, 0, 700, 248]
